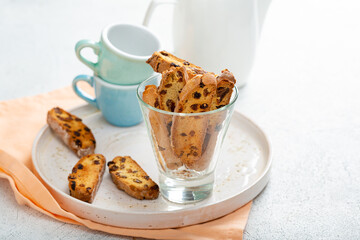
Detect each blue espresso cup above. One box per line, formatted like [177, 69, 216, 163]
[72, 74, 143, 127]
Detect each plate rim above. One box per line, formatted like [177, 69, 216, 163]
[32, 104, 272, 220]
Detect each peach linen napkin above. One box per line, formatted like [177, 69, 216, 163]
[0, 86, 252, 240]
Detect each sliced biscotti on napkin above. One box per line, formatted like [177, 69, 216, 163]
[47, 107, 96, 157]
[108, 156, 159, 200]
[68, 154, 106, 203]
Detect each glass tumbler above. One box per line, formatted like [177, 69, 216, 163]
[137, 74, 238, 203]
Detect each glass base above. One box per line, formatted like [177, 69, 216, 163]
[159, 172, 214, 204]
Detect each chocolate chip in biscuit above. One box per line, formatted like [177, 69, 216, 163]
[156, 62, 160, 71]
[54, 107, 62, 114]
[75, 139, 82, 147]
[170, 62, 180, 67]
[154, 99, 160, 108]
[218, 87, 230, 102]
[133, 179, 142, 183]
[71, 181, 76, 191]
[190, 104, 198, 111]
[177, 71, 183, 82]
[193, 92, 201, 99]
[110, 165, 119, 171]
[200, 103, 208, 109]
[166, 99, 176, 112]
[204, 88, 210, 97]
[166, 121, 172, 136]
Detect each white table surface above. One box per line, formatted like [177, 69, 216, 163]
[1, 0, 360, 239]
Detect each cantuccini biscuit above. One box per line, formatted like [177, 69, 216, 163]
[146, 50, 205, 75]
[47, 107, 96, 157]
[68, 154, 106, 203]
[198, 69, 237, 170]
[158, 66, 190, 112]
[171, 73, 217, 170]
[142, 85, 183, 169]
[108, 156, 159, 200]
[211, 69, 236, 110]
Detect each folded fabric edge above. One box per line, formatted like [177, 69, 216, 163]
[0, 169, 197, 240]
[0, 150, 243, 240]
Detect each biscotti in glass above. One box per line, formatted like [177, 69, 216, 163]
[137, 74, 238, 203]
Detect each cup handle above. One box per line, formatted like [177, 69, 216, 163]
[143, 0, 176, 27]
[75, 40, 101, 71]
[72, 75, 98, 108]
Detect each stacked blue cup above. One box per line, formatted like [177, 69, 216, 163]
[73, 23, 161, 127]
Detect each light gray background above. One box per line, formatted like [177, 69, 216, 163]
[1, 0, 360, 239]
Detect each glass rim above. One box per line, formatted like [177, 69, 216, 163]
[136, 73, 239, 116]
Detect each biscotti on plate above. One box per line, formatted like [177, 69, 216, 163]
[108, 156, 159, 200]
[68, 154, 106, 203]
[47, 107, 96, 157]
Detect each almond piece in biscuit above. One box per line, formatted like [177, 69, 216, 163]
[171, 73, 217, 170]
[108, 156, 159, 200]
[47, 107, 96, 157]
[68, 154, 106, 203]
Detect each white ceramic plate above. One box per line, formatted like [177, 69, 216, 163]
[32, 104, 271, 229]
